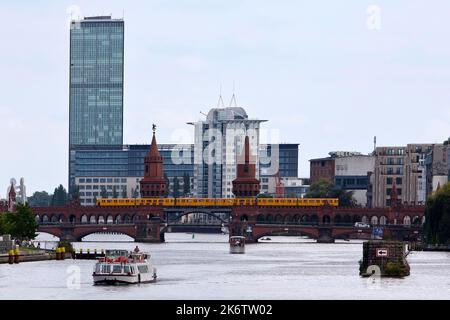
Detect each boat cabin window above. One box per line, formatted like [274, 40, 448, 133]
[101, 264, 111, 274]
[124, 265, 131, 274]
[112, 264, 122, 273]
[138, 265, 149, 274]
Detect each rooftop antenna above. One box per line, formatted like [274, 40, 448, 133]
[374, 136, 377, 151]
[217, 83, 225, 108]
[230, 81, 238, 107]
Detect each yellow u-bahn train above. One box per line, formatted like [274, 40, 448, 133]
[96, 197, 339, 207]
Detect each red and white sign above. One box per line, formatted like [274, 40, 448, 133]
[376, 248, 388, 257]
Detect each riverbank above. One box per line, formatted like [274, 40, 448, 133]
[408, 242, 450, 252]
[0, 249, 72, 264]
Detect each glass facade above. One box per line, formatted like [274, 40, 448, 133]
[260, 144, 299, 178]
[69, 17, 124, 146]
[71, 144, 194, 178]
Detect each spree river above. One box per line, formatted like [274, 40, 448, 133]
[1, 233, 449, 300]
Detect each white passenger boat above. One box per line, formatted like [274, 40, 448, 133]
[229, 236, 246, 254]
[92, 249, 157, 285]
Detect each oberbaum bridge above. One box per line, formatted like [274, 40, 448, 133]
[32, 128, 425, 244]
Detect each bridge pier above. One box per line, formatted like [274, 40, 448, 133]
[317, 227, 335, 243]
[135, 220, 163, 243]
[59, 225, 77, 242]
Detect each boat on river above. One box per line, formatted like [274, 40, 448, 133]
[92, 249, 157, 285]
[229, 236, 246, 254]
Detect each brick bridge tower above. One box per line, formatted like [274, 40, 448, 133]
[230, 136, 260, 239]
[140, 124, 167, 198]
[135, 124, 167, 243]
[232, 136, 261, 197]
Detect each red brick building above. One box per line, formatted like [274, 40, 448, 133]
[309, 157, 335, 185]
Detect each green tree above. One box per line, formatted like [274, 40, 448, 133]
[51, 185, 68, 207]
[27, 191, 52, 207]
[100, 187, 108, 199]
[164, 173, 170, 197]
[112, 186, 118, 199]
[424, 182, 450, 244]
[183, 173, 191, 195]
[305, 179, 357, 208]
[132, 188, 140, 198]
[173, 177, 180, 198]
[5, 204, 38, 241]
[257, 193, 274, 198]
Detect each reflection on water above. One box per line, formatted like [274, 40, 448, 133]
[1, 233, 449, 300]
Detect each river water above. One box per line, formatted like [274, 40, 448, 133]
[1, 233, 449, 300]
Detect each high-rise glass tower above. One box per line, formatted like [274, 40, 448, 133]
[69, 16, 124, 194]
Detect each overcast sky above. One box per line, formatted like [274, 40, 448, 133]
[1, 0, 449, 196]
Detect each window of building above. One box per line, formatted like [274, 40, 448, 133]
[79, 178, 86, 183]
[93, 179, 99, 183]
[386, 178, 393, 185]
[396, 177, 402, 185]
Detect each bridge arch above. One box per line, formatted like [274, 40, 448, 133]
[42, 215, 49, 224]
[123, 215, 131, 223]
[343, 215, 352, 225]
[106, 215, 114, 224]
[59, 214, 65, 223]
[254, 229, 319, 241]
[98, 216, 105, 224]
[361, 215, 369, 224]
[89, 215, 97, 224]
[256, 214, 265, 223]
[69, 215, 77, 223]
[334, 214, 342, 225]
[274, 214, 283, 223]
[166, 211, 228, 224]
[50, 215, 58, 223]
[352, 215, 361, 223]
[81, 215, 88, 224]
[292, 214, 300, 224]
[322, 215, 331, 224]
[240, 214, 249, 222]
[76, 230, 136, 242]
[284, 215, 292, 224]
[370, 216, 378, 225]
[412, 215, 421, 226]
[310, 214, 319, 225]
[379, 215, 387, 225]
[35, 215, 40, 224]
[115, 214, 122, 224]
[266, 214, 273, 223]
[403, 215, 411, 226]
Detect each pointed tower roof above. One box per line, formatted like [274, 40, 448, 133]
[140, 124, 167, 198]
[149, 129, 160, 157]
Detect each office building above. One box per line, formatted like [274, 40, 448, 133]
[71, 144, 194, 205]
[192, 104, 267, 198]
[69, 16, 125, 193]
[371, 144, 433, 207]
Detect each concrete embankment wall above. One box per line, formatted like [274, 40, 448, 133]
[0, 252, 72, 264]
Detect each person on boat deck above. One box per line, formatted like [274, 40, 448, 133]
[134, 246, 140, 253]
